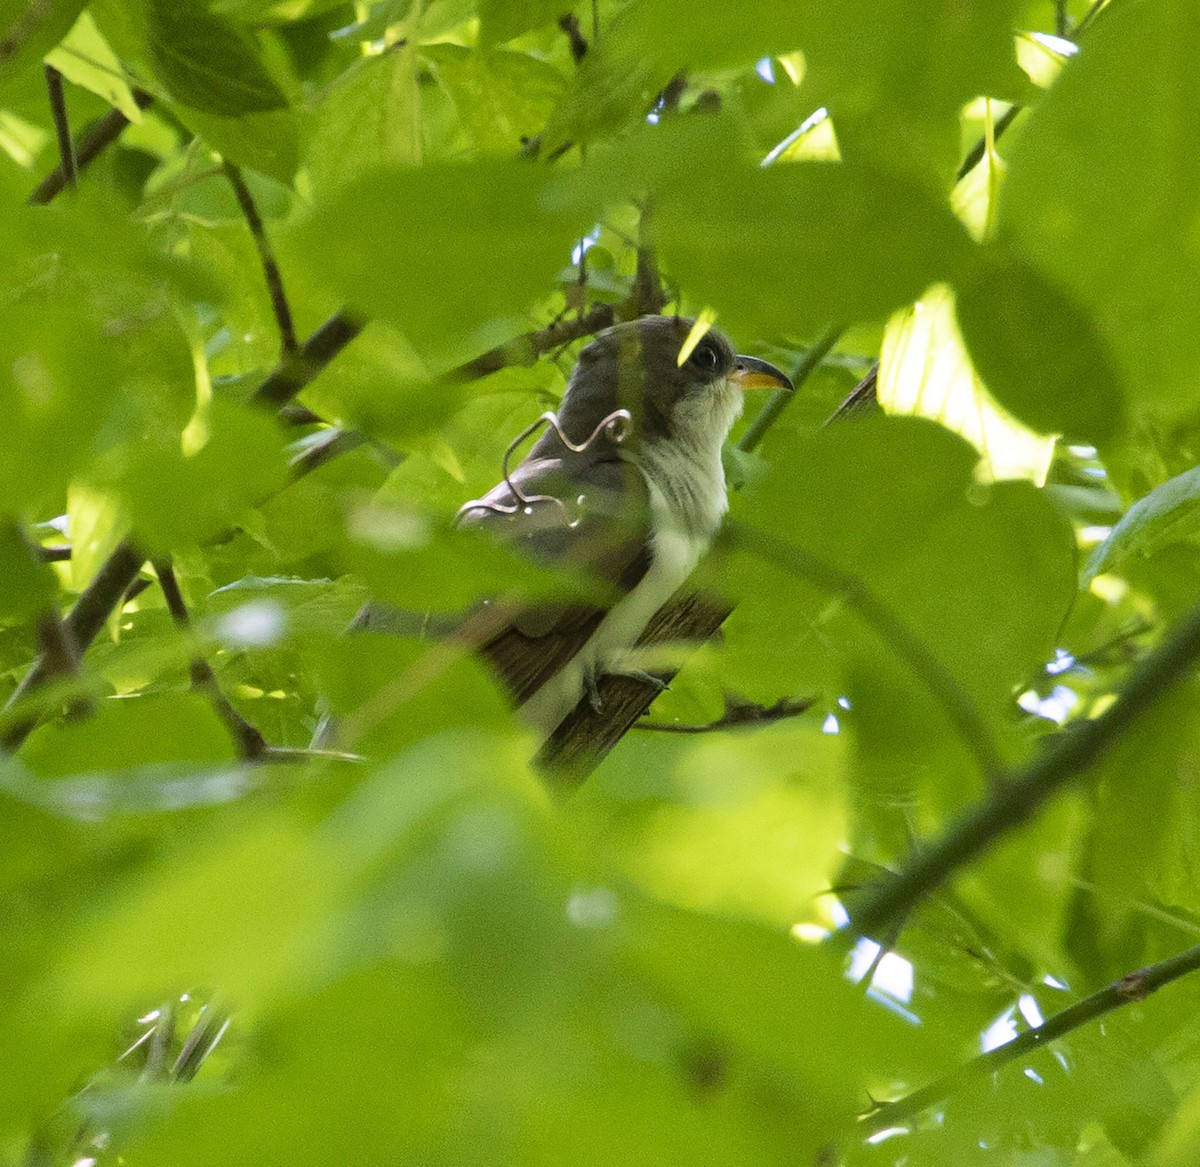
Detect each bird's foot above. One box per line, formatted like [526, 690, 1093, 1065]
[584, 665, 670, 714]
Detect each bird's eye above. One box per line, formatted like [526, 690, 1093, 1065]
[687, 341, 721, 373]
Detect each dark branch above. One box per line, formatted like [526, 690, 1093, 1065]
[635, 693, 816, 734]
[43, 64, 76, 190]
[154, 559, 267, 761]
[446, 303, 617, 382]
[221, 159, 298, 356]
[2, 538, 144, 751]
[36, 543, 72, 563]
[862, 939, 1200, 1133]
[847, 595, 1200, 942]
[558, 13, 588, 62]
[29, 89, 154, 206]
[249, 310, 365, 409]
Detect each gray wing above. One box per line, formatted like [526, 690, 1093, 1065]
[455, 451, 653, 705]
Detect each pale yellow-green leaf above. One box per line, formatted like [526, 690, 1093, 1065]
[879, 283, 1056, 484]
[1015, 30, 1072, 89]
[66, 485, 130, 597]
[45, 11, 143, 123]
[764, 109, 840, 164]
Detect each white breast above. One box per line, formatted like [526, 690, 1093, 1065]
[519, 377, 742, 734]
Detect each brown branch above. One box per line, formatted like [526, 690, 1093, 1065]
[154, 559, 267, 761]
[2, 538, 145, 751]
[249, 310, 365, 409]
[862, 939, 1200, 1134]
[536, 591, 733, 787]
[29, 89, 154, 206]
[635, 693, 816, 734]
[43, 64, 76, 190]
[445, 303, 617, 382]
[221, 159, 298, 356]
[558, 13, 588, 62]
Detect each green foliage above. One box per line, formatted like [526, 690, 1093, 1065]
[4, 1, 1200, 1165]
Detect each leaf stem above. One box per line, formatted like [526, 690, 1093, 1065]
[43, 64, 77, 190]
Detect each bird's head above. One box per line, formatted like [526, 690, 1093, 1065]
[547, 316, 793, 460]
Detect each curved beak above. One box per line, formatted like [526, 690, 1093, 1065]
[729, 354, 793, 392]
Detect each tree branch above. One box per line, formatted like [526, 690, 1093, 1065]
[249, 309, 366, 410]
[862, 940, 1200, 1133]
[445, 303, 617, 382]
[846, 594, 1200, 942]
[635, 693, 815, 734]
[154, 559, 267, 761]
[726, 521, 1003, 781]
[221, 159, 298, 356]
[28, 89, 154, 206]
[43, 64, 76, 190]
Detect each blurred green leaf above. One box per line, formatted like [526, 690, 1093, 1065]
[307, 45, 421, 198]
[147, 0, 290, 115]
[291, 159, 596, 357]
[0, 0, 87, 88]
[423, 43, 565, 155]
[478, 0, 562, 45]
[1085, 465, 1200, 582]
[956, 250, 1124, 444]
[1001, 0, 1200, 426]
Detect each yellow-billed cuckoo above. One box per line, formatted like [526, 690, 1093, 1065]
[452, 314, 792, 733]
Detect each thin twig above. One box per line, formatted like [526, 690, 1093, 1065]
[1, 538, 145, 752]
[635, 694, 815, 733]
[846, 594, 1200, 942]
[445, 303, 617, 382]
[154, 559, 267, 760]
[43, 65, 77, 190]
[29, 89, 154, 205]
[862, 940, 1200, 1133]
[739, 325, 843, 454]
[221, 159, 298, 356]
[726, 522, 1003, 782]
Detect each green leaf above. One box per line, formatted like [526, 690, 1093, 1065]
[422, 43, 565, 155]
[147, 0, 290, 116]
[1085, 465, 1200, 582]
[1001, 0, 1200, 425]
[0, 0, 86, 88]
[955, 251, 1124, 443]
[291, 159, 596, 358]
[478, 0, 562, 46]
[725, 418, 1075, 748]
[177, 107, 303, 185]
[114, 401, 289, 553]
[0, 525, 53, 622]
[583, 120, 974, 334]
[306, 45, 420, 199]
[44, 10, 142, 121]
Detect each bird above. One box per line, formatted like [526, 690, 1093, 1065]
[447, 314, 793, 734]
